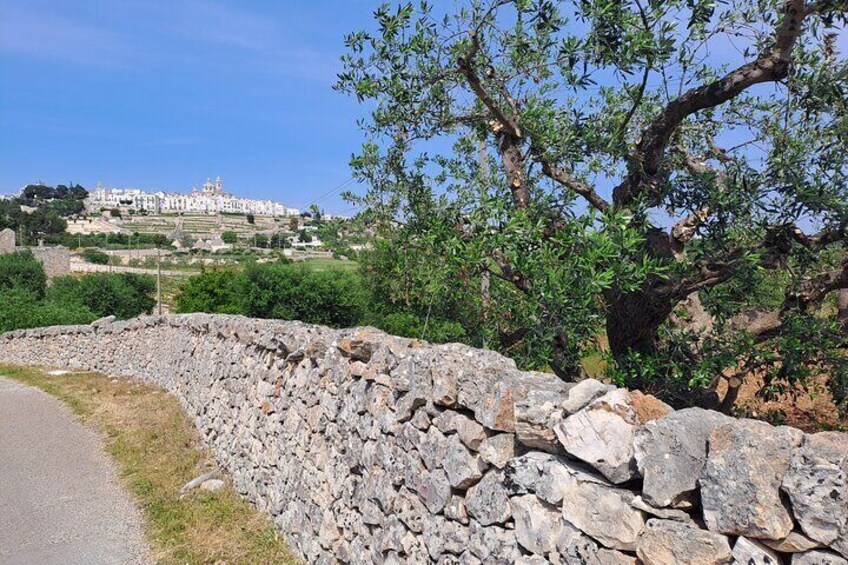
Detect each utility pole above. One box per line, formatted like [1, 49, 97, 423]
[157, 246, 162, 315]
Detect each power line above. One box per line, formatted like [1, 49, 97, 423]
[300, 177, 357, 211]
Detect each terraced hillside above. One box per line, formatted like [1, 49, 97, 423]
[122, 213, 293, 238]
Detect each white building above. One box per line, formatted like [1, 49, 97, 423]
[86, 177, 295, 217]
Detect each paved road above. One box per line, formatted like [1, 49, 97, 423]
[0, 378, 149, 565]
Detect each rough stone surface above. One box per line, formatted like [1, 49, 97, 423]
[555, 389, 672, 484]
[560, 474, 646, 551]
[465, 470, 512, 526]
[782, 432, 848, 557]
[478, 433, 515, 469]
[561, 378, 614, 414]
[792, 550, 848, 565]
[635, 407, 731, 507]
[510, 494, 563, 555]
[763, 532, 823, 553]
[514, 384, 570, 452]
[701, 420, 804, 540]
[732, 536, 784, 565]
[0, 313, 844, 563]
[637, 519, 732, 565]
[0, 228, 14, 253]
[630, 495, 694, 524]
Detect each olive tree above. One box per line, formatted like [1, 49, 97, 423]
[337, 0, 848, 409]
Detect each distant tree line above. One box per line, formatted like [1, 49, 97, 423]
[0, 183, 89, 245]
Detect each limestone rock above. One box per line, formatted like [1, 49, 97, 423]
[478, 434, 515, 469]
[561, 379, 614, 414]
[422, 516, 470, 560]
[470, 376, 519, 432]
[560, 474, 646, 551]
[554, 389, 672, 484]
[557, 531, 639, 565]
[199, 478, 225, 492]
[510, 494, 563, 555]
[630, 495, 694, 524]
[444, 495, 469, 525]
[515, 557, 548, 565]
[442, 436, 487, 488]
[763, 532, 822, 553]
[514, 386, 570, 452]
[467, 519, 521, 562]
[465, 470, 512, 526]
[701, 420, 804, 540]
[637, 519, 732, 565]
[418, 469, 451, 514]
[420, 426, 449, 471]
[336, 335, 375, 362]
[396, 488, 428, 533]
[732, 537, 784, 565]
[781, 432, 848, 557]
[791, 550, 848, 565]
[433, 411, 487, 451]
[634, 407, 731, 507]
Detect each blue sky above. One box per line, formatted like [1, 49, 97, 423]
[0, 1, 378, 213]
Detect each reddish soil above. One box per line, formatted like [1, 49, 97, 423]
[721, 372, 847, 432]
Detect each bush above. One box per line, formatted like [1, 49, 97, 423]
[173, 270, 242, 314]
[80, 248, 110, 265]
[48, 274, 155, 319]
[175, 263, 366, 329]
[368, 311, 467, 343]
[0, 287, 95, 332]
[0, 251, 47, 297]
[239, 263, 366, 328]
[221, 231, 238, 244]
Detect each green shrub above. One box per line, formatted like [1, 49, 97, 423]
[48, 274, 156, 319]
[175, 263, 366, 328]
[239, 263, 366, 328]
[0, 251, 47, 297]
[80, 248, 110, 265]
[0, 287, 95, 332]
[369, 311, 467, 343]
[174, 270, 242, 314]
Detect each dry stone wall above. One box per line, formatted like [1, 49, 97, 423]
[28, 245, 71, 279]
[1, 313, 846, 565]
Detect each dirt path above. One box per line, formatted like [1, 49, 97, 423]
[0, 377, 149, 565]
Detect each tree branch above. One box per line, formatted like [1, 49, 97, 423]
[613, 0, 811, 208]
[538, 159, 610, 213]
[669, 146, 730, 250]
[787, 261, 848, 311]
[729, 261, 848, 341]
[489, 253, 533, 293]
[616, 0, 653, 142]
[787, 221, 848, 251]
[457, 31, 522, 138]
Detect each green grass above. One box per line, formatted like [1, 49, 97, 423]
[0, 365, 297, 565]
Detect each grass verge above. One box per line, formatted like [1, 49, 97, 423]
[0, 365, 297, 565]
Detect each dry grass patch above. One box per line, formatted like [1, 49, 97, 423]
[0, 365, 297, 565]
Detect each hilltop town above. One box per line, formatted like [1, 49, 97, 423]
[85, 177, 300, 217]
